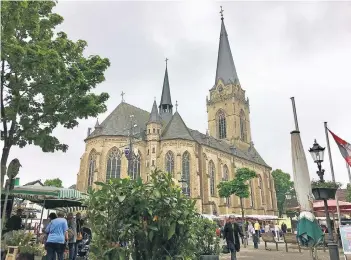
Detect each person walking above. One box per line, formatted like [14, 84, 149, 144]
[281, 222, 287, 234]
[75, 212, 84, 258]
[67, 213, 77, 260]
[274, 222, 280, 241]
[45, 212, 68, 260]
[223, 216, 244, 260]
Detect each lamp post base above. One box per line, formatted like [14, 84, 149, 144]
[327, 242, 340, 260]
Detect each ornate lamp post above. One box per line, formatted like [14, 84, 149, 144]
[309, 139, 339, 260]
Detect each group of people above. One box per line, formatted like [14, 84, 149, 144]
[44, 212, 84, 260]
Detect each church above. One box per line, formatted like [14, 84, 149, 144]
[76, 12, 278, 216]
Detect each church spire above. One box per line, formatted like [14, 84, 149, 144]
[159, 58, 173, 123]
[148, 99, 161, 124]
[215, 6, 240, 86]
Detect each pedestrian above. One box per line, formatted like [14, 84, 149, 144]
[250, 225, 259, 249]
[45, 211, 68, 260]
[75, 212, 84, 257]
[5, 209, 23, 232]
[67, 213, 77, 260]
[281, 222, 287, 234]
[223, 216, 244, 260]
[274, 222, 280, 241]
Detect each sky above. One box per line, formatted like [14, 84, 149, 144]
[10, 1, 351, 188]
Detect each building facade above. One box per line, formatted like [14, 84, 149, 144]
[76, 14, 278, 216]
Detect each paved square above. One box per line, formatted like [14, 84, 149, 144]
[219, 243, 342, 260]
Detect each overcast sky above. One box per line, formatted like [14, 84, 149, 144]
[11, 1, 351, 188]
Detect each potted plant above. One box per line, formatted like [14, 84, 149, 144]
[311, 180, 342, 200]
[3, 230, 45, 260]
[191, 217, 220, 260]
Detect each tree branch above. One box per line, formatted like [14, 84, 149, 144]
[1, 59, 8, 144]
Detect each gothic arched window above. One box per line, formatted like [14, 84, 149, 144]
[165, 151, 174, 175]
[131, 152, 141, 180]
[106, 147, 121, 182]
[182, 151, 190, 196]
[240, 109, 247, 142]
[223, 165, 230, 206]
[88, 150, 97, 187]
[218, 110, 227, 139]
[249, 180, 254, 208]
[258, 175, 265, 205]
[209, 160, 216, 196]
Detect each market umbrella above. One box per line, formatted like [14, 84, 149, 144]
[290, 97, 323, 248]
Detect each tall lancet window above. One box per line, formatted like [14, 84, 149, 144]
[131, 152, 141, 180]
[88, 150, 97, 187]
[106, 147, 121, 182]
[181, 151, 190, 196]
[240, 109, 247, 142]
[249, 180, 254, 208]
[258, 175, 265, 205]
[218, 110, 227, 139]
[223, 165, 230, 206]
[165, 151, 174, 175]
[209, 161, 216, 196]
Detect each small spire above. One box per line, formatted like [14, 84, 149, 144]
[175, 100, 178, 111]
[95, 119, 101, 128]
[121, 91, 125, 103]
[148, 100, 161, 124]
[220, 6, 224, 21]
[165, 58, 169, 67]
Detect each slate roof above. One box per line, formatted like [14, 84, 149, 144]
[148, 100, 161, 124]
[213, 18, 240, 89]
[161, 112, 194, 141]
[87, 102, 150, 139]
[159, 66, 172, 106]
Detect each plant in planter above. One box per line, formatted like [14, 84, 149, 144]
[189, 217, 220, 260]
[3, 230, 45, 260]
[311, 180, 342, 200]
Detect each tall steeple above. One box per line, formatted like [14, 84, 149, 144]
[159, 58, 173, 123]
[215, 6, 240, 86]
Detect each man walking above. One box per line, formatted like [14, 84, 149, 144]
[223, 216, 244, 260]
[45, 211, 68, 260]
[67, 213, 77, 260]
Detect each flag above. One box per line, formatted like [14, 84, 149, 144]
[291, 130, 323, 247]
[328, 129, 351, 167]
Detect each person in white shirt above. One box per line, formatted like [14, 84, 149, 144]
[274, 223, 280, 241]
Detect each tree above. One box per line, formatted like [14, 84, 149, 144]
[271, 169, 295, 217]
[1, 1, 110, 186]
[217, 168, 257, 220]
[44, 178, 63, 188]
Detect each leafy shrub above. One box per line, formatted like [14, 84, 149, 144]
[86, 170, 198, 260]
[311, 180, 342, 189]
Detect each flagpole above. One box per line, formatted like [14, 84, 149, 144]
[324, 122, 342, 231]
[347, 162, 351, 184]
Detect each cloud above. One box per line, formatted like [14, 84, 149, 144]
[11, 1, 351, 188]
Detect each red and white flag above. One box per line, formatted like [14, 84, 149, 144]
[328, 129, 351, 167]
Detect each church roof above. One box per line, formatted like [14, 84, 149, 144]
[87, 102, 150, 139]
[148, 100, 161, 124]
[159, 65, 172, 106]
[214, 17, 240, 86]
[161, 112, 194, 141]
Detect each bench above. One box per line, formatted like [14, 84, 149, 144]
[261, 232, 279, 251]
[283, 233, 301, 252]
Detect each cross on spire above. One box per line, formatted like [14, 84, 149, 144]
[175, 100, 178, 111]
[220, 6, 224, 20]
[121, 91, 125, 103]
[165, 58, 169, 67]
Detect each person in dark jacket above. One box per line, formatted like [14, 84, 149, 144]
[223, 216, 244, 260]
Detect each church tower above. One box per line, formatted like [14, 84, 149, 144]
[147, 99, 162, 171]
[206, 9, 252, 150]
[159, 60, 173, 124]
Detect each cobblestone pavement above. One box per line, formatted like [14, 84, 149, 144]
[219, 242, 343, 260]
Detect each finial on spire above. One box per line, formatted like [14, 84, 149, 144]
[165, 58, 169, 67]
[220, 6, 224, 20]
[154, 96, 156, 101]
[175, 100, 178, 111]
[121, 91, 125, 103]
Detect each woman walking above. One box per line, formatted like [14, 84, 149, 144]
[45, 212, 68, 260]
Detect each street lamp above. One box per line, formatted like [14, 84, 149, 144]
[309, 139, 326, 182]
[309, 139, 339, 260]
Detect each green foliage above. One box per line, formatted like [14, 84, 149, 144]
[44, 178, 63, 188]
[347, 184, 351, 203]
[188, 217, 220, 257]
[311, 180, 342, 189]
[3, 230, 46, 256]
[86, 170, 198, 260]
[0, 0, 110, 185]
[218, 168, 257, 218]
[271, 169, 295, 217]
